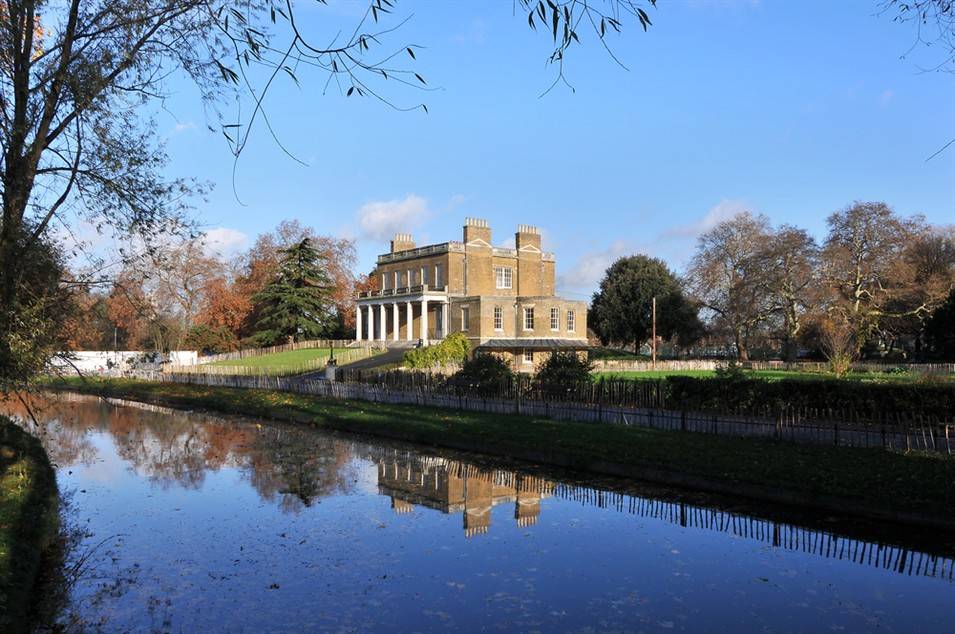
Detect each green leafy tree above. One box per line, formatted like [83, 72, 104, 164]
[251, 239, 335, 345]
[590, 255, 702, 352]
[451, 354, 514, 395]
[0, 228, 73, 392]
[535, 351, 593, 397]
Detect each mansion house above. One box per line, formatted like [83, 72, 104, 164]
[355, 218, 588, 369]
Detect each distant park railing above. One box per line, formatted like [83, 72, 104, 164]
[144, 371, 954, 454]
[591, 359, 955, 375]
[194, 339, 373, 365]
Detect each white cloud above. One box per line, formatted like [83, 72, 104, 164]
[357, 194, 429, 241]
[557, 239, 631, 294]
[202, 227, 248, 258]
[446, 194, 467, 211]
[557, 199, 755, 296]
[661, 199, 750, 240]
[453, 18, 488, 45]
[170, 121, 197, 136]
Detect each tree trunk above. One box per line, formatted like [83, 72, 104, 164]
[735, 329, 749, 361]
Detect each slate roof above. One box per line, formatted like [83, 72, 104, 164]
[476, 338, 589, 349]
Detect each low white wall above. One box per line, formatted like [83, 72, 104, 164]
[51, 351, 198, 376]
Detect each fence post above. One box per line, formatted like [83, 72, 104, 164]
[881, 417, 887, 450]
[514, 377, 521, 415]
[680, 407, 687, 433]
[833, 420, 839, 447]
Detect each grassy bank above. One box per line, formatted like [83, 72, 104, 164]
[0, 416, 59, 633]
[45, 377, 955, 529]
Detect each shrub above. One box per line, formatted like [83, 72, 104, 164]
[450, 354, 515, 395]
[535, 351, 593, 397]
[714, 360, 746, 381]
[403, 332, 471, 370]
[656, 375, 955, 419]
[820, 317, 856, 377]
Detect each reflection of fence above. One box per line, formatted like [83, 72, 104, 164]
[554, 485, 955, 582]
[149, 372, 954, 453]
[165, 346, 380, 377]
[354, 446, 955, 583]
[195, 339, 371, 365]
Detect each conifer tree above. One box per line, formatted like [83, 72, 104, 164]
[251, 239, 334, 345]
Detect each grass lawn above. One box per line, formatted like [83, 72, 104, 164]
[207, 347, 335, 369]
[201, 347, 380, 376]
[589, 347, 650, 361]
[595, 369, 955, 383]
[44, 377, 955, 527]
[0, 416, 58, 632]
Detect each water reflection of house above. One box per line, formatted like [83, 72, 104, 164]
[377, 460, 554, 537]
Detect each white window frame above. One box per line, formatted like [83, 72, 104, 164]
[522, 349, 534, 364]
[493, 306, 503, 331]
[461, 306, 470, 332]
[567, 310, 576, 333]
[523, 307, 534, 331]
[550, 307, 560, 331]
[495, 266, 513, 290]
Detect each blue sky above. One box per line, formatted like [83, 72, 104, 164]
[151, 0, 953, 300]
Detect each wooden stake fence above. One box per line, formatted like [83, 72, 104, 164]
[144, 371, 955, 454]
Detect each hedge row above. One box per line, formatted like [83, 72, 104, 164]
[653, 376, 955, 418]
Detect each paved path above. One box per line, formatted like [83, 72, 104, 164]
[294, 347, 407, 382]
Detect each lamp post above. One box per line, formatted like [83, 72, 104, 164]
[652, 296, 657, 371]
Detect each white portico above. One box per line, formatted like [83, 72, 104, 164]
[355, 284, 450, 346]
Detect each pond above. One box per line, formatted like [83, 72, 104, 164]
[4, 393, 954, 632]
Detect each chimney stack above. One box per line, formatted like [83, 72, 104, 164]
[515, 224, 541, 251]
[390, 232, 415, 253]
[462, 217, 491, 246]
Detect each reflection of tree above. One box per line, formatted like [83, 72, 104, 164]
[0, 396, 357, 512]
[0, 395, 98, 466]
[245, 426, 358, 513]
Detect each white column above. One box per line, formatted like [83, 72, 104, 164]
[406, 301, 413, 341]
[441, 301, 449, 339]
[392, 302, 400, 341]
[420, 298, 429, 344]
[355, 303, 363, 341]
[367, 304, 374, 341]
[378, 304, 387, 342]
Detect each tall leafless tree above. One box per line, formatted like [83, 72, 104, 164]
[762, 225, 820, 361]
[0, 0, 658, 387]
[686, 211, 775, 361]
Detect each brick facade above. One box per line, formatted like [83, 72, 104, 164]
[356, 218, 588, 370]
